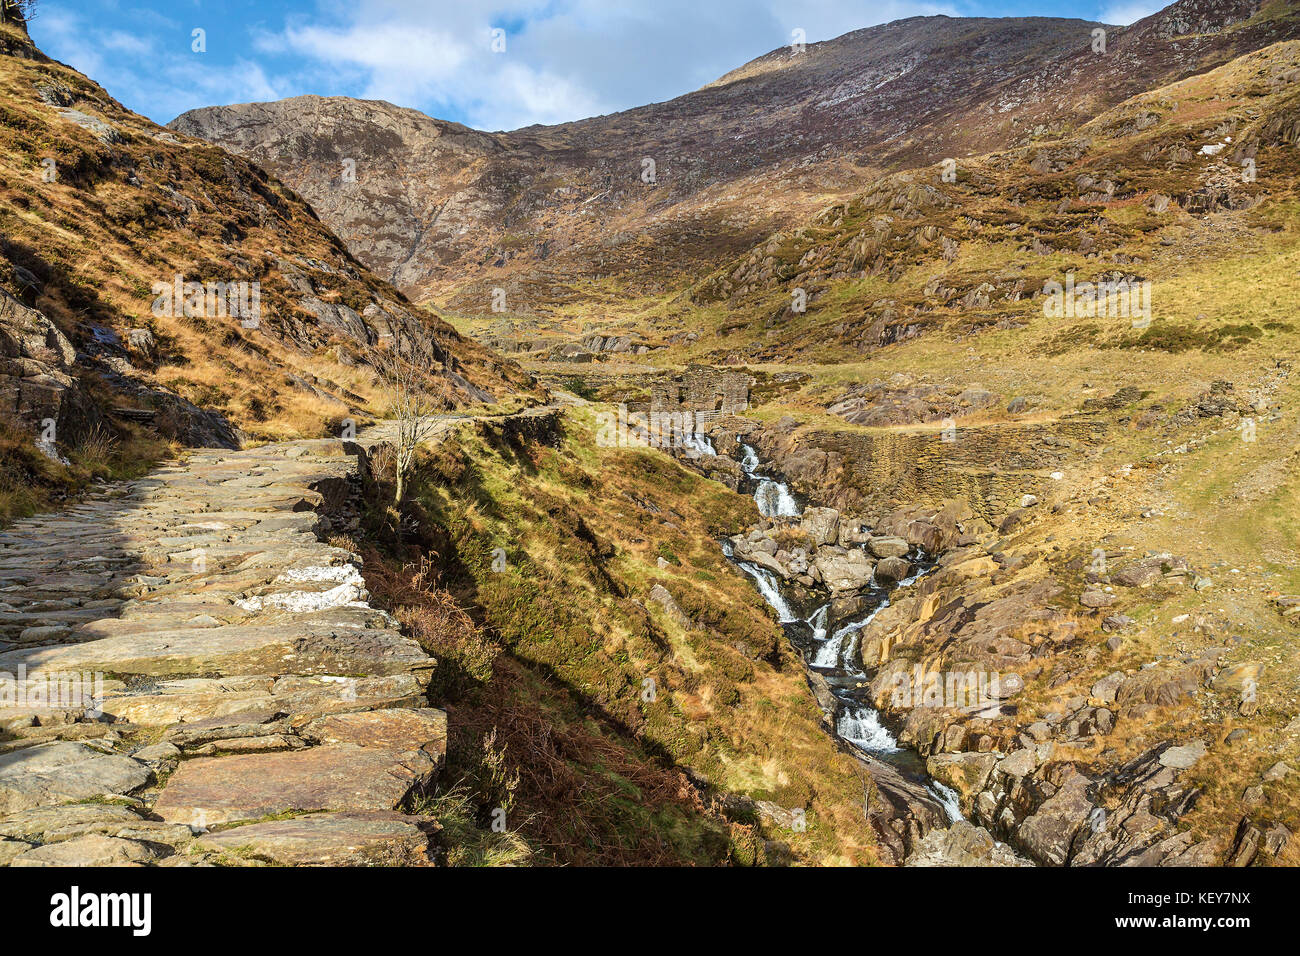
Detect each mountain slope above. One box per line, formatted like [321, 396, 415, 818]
[668, 34, 1300, 365]
[170, 0, 1298, 318]
[0, 18, 528, 480]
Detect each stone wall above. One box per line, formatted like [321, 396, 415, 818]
[650, 366, 750, 416]
[758, 418, 1108, 522]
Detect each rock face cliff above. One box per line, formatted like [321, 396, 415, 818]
[170, 0, 1289, 313]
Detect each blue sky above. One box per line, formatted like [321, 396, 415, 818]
[29, 0, 1169, 131]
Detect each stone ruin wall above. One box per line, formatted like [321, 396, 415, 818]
[648, 367, 750, 418]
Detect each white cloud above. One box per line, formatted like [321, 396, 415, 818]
[482, 61, 602, 129]
[1098, 1, 1166, 25]
[32, 8, 286, 122]
[266, 0, 958, 131]
[101, 31, 155, 57]
[33, 0, 969, 129]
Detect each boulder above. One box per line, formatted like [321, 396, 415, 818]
[906, 820, 1032, 867]
[867, 535, 910, 559]
[649, 584, 692, 629]
[1212, 662, 1261, 695]
[1262, 761, 1292, 782]
[904, 520, 943, 552]
[0, 742, 152, 814]
[927, 752, 998, 801]
[126, 327, 157, 359]
[1017, 771, 1094, 866]
[1158, 740, 1208, 770]
[1090, 671, 1125, 703]
[154, 742, 439, 828]
[812, 548, 874, 594]
[1113, 562, 1163, 588]
[10, 834, 163, 867]
[0, 289, 83, 433]
[195, 810, 437, 866]
[837, 517, 872, 548]
[874, 556, 911, 583]
[799, 507, 840, 547]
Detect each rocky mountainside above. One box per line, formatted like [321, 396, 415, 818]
[171, 0, 1295, 316]
[676, 34, 1300, 365]
[0, 19, 526, 470]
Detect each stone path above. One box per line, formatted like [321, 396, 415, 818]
[0, 435, 451, 866]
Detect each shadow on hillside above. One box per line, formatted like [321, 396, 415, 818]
[403, 460, 750, 864]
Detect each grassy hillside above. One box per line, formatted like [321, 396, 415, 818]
[344, 409, 884, 865]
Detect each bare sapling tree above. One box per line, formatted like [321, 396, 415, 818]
[373, 341, 442, 505]
[0, 0, 37, 26]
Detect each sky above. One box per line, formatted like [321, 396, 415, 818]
[28, 0, 1171, 132]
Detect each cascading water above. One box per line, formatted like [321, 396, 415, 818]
[929, 781, 964, 824]
[725, 440, 966, 827]
[755, 479, 800, 518]
[738, 442, 800, 518]
[683, 431, 717, 457]
[810, 626, 844, 669]
[812, 606, 881, 671]
[807, 603, 829, 642]
[737, 562, 797, 623]
[838, 705, 901, 753]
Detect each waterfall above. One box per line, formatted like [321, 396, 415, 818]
[736, 562, 797, 623]
[811, 626, 843, 668]
[683, 432, 717, 457]
[755, 478, 800, 518]
[928, 781, 964, 824]
[814, 604, 885, 673]
[722, 443, 968, 828]
[807, 603, 829, 641]
[726, 467, 907, 754]
[837, 705, 900, 753]
[737, 442, 800, 518]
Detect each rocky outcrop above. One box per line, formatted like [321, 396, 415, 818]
[828, 375, 1001, 427]
[0, 437, 446, 866]
[728, 518, 918, 596]
[842, 526, 1245, 866]
[0, 290, 87, 444]
[711, 414, 1104, 523]
[906, 819, 1033, 867]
